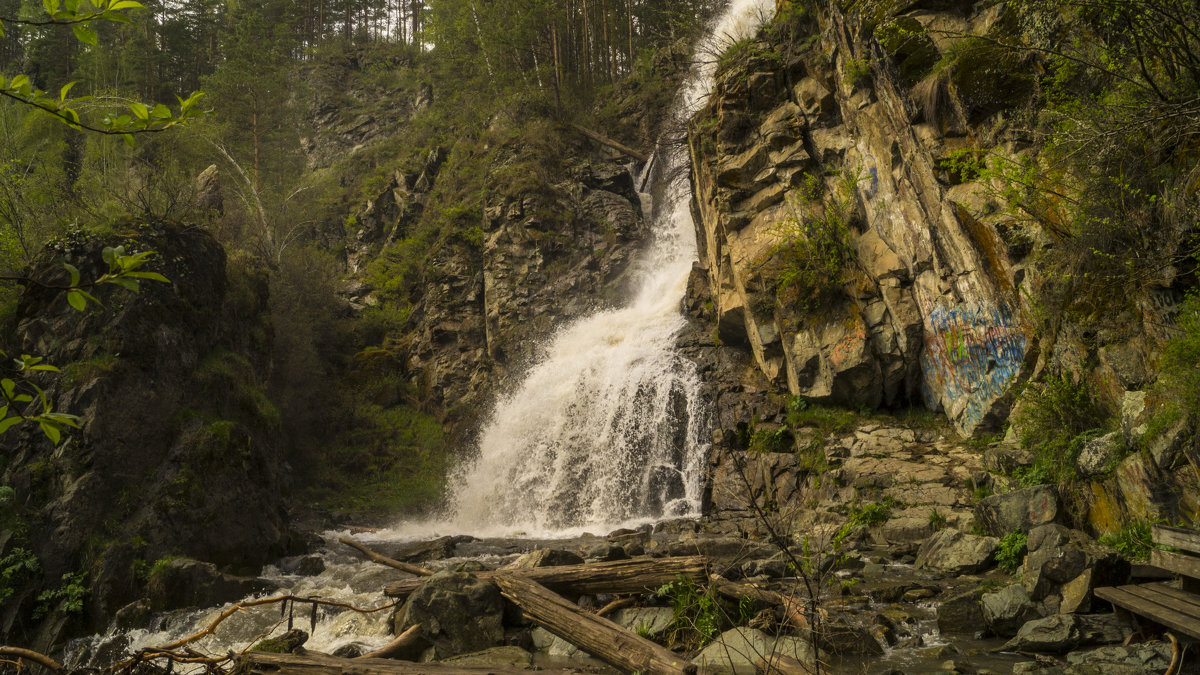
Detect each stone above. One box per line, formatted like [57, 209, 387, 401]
[146, 558, 273, 612]
[982, 444, 1034, 474]
[442, 646, 534, 668]
[1146, 416, 1191, 470]
[1058, 569, 1093, 614]
[399, 571, 504, 658]
[506, 549, 584, 569]
[975, 485, 1060, 536]
[1075, 432, 1122, 478]
[1021, 525, 1129, 602]
[915, 528, 999, 575]
[819, 616, 885, 656]
[530, 627, 589, 659]
[1120, 390, 1148, 447]
[937, 590, 984, 634]
[252, 629, 308, 654]
[692, 627, 771, 674]
[1003, 613, 1131, 653]
[1064, 641, 1173, 672]
[612, 607, 675, 638]
[981, 584, 1040, 637]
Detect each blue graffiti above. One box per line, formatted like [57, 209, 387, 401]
[920, 303, 1027, 428]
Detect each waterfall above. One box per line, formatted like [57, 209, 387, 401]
[443, 0, 776, 538]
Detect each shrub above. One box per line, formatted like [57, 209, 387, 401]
[1099, 521, 1155, 562]
[657, 576, 723, 648]
[843, 57, 872, 88]
[996, 531, 1027, 574]
[1011, 376, 1108, 484]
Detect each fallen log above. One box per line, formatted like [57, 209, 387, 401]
[567, 123, 650, 162]
[339, 537, 434, 577]
[494, 575, 696, 675]
[384, 556, 707, 599]
[235, 651, 572, 675]
[358, 624, 423, 660]
[712, 576, 810, 632]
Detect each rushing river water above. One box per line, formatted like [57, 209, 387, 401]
[69, 0, 777, 666]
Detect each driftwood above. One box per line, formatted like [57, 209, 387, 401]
[384, 556, 708, 599]
[0, 646, 63, 672]
[595, 596, 635, 618]
[568, 123, 650, 162]
[711, 576, 809, 632]
[339, 537, 435, 577]
[358, 624, 423, 660]
[235, 651, 574, 675]
[494, 575, 696, 675]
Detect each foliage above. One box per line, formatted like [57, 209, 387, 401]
[834, 497, 900, 546]
[995, 530, 1027, 574]
[33, 571, 87, 619]
[842, 57, 872, 88]
[928, 509, 948, 530]
[1011, 376, 1108, 484]
[1159, 293, 1200, 419]
[748, 426, 792, 453]
[1099, 520, 1155, 562]
[657, 575, 722, 648]
[787, 396, 858, 435]
[0, 547, 39, 607]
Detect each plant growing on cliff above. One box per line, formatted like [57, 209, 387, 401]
[1011, 375, 1108, 484]
[1099, 520, 1155, 562]
[33, 571, 87, 619]
[764, 181, 857, 315]
[995, 530, 1028, 574]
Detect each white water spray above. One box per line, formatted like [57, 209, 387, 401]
[443, 0, 776, 538]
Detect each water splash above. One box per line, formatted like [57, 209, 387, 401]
[439, 0, 776, 538]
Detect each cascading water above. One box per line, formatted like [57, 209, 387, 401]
[445, 0, 775, 538]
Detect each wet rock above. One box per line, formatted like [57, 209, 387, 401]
[819, 616, 885, 656]
[1003, 613, 1131, 653]
[286, 556, 325, 577]
[331, 643, 364, 658]
[506, 549, 584, 569]
[252, 629, 308, 654]
[113, 599, 151, 630]
[399, 571, 504, 658]
[530, 627, 589, 659]
[146, 558, 273, 612]
[443, 646, 534, 668]
[1064, 640, 1174, 672]
[915, 528, 998, 575]
[975, 486, 1060, 536]
[582, 543, 629, 561]
[983, 445, 1034, 475]
[937, 590, 983, 634]
[981, 584, 1040, 637]
[1075, 432, 1122, 478]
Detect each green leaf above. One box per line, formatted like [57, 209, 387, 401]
[109, 277, 139, 291]
[126, 271, 169, 283]
[62, 262, 81, 287]
[101, 246, 117, 267]
[28, 364, 60, 372]
[109, 0, 143, 9]
[9, 74, 29, 91]
[67, 291, 86, 311]
[60, 81, 77, 102]
[129, 102, 149, 121]
[39, 420, 61, 444]
[122, 133, 134, 147]
[0, 417, 22, 434]
[13, 394, 33, 404]
[150, 103, 170, 119]
[72, 23, 97, 46]
[0, 379, 14, 399]
[42, 0, 60, 16]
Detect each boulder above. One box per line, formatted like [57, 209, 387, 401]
[981, 584, 1040, 637]
[398, 572, 504, 658]
[1075, 432, 1122, 478]
[914, 528, 998, 575]
[819, 616, 884, 656]
[146, 558, 273, 612]
[983, 444, 1034, 475]
[937, 590, 984, 634]
[975, 485, 1060, 536]
[612, 607, 675, 639]
[1064, 641, 1174, 673]
[1021, 525, 1129, 602]
[1003, 613, 1131, 653]
[692, 627, 771, 674]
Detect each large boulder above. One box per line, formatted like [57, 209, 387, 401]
[146, 558, 273, 612]
[937, 590, 984, 635]
[1075, 432, 1122, 478]
[398, 572, 504, 658]
[1003, 613, 1131, 653]
[915, 528, 998, 575]
[975, 486, 1061, 536]
[1021, 525, 1129, 602]
[981, 584, 1040, 637]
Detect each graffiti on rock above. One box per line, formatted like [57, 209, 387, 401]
[920, 302, 1027, 428]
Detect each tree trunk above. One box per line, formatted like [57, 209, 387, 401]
[494, 575, 697, 675]
[235, 651, 575, 675]
[384, 556, 708, 599]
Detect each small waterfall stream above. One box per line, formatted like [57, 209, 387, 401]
[67, 0, 775, 666]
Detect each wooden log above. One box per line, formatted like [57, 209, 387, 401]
[339, 537, 434, 577]
[494, 575, 695, 675]
[384, 556, 708, 599]
[235, 651, 570, 675]
[357, 623, 423, 660]
[0, 646, 63, 672]
[567, 123, 650, 162]
[712, 576, 810, 632]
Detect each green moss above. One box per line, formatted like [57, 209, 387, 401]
[195, 349, 280, 428]
[60, 353, 120, 388]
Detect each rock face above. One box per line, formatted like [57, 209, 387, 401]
[914, 528, 997, 575]
[687, 3, 1035, 435]
[1021, 525, 1129, 605]
[975, 486, 1061, 536]
[981, 584, 1040, 637]
[1, 222, 288, 634]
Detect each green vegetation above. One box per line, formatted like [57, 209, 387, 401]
[657, 575, 723, 648]
[834, 497, 900, 546]
[928, 509, 948, 530]
[842, 57, 872, 88]
[1099, 521, 1155, 562]
[0, 547, 39, 607]
[34, 571, 87, 619]
[1010, 376, 1109, 485]
[61, 353, 120, 388]
[749, 426, 792, 453]
[995, 531, 1028, 575]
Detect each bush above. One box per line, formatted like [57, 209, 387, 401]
[1011, 376, 1108, 483]
[1099, 521, 1155, 562]
[995, 531, 1027, 574]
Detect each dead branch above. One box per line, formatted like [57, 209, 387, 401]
[567, 123, 650, 162]
[595, 597, 635, 618]
[0, 647, 63, 672]
[339, 537, 435, 577]
[358, 624, 423, 660]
